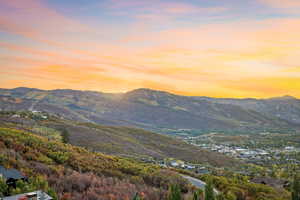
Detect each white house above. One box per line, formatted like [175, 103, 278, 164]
[3, 190, 53, 200]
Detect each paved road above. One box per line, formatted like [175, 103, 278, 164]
[181, 175, 206, 189]
[181, 175, 219, 194]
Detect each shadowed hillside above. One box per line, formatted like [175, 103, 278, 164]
[0, 87, 299, 134]
[0, 111, 240, 168]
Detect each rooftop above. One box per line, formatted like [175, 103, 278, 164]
[0, 166, 25, 180]
[3, 190, 53, 200]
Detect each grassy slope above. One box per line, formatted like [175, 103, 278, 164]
[66, 122, 241, 168]
[0, 112, 241, 168]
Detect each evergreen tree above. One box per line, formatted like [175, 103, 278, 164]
[0, 177, 8, 197]
[193, 189, 203, 200]
[133, 192, 141, 200]
[47, 188, 58, 200]
[11, 180, 32, 195]
[225, 192, 236, 200]
[292, 174, 300, 200]
[216, 193, 225, 200]
[205, 179, 215, 200]
[60, 128, 69, 143]
[168, 184, 182, 200]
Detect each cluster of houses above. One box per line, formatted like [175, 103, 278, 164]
[10, 111, 48, 120]
[141, 158, 210, 175]
[200, 144, 271, 160]
[0, 166, 53, 200]
[30, 111, 48, 120]
[186, 141, 300, 165]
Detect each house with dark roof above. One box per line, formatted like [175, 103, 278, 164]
[0, 166, 27, 187]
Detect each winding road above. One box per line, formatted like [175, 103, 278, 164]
[181, 175, 219, 194]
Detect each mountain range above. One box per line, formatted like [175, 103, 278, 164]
[1, 87, 300, 134]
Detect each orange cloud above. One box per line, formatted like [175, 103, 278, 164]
[220, 77, 300, 98]
[0, 0, 300, 98]
[0, 16, 39, 38]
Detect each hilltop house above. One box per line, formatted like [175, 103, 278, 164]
[170, 161, 179, 167]
[170, 160, 185, 168]
[0, 166, 27, 187]
[3, 190, 53, 200]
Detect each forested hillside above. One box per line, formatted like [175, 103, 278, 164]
[0, 111, 239, 168]
[0, 127, 189, 199]
[0, 87, 299, 134]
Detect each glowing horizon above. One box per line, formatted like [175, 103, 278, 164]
[1, 0, 300, 98]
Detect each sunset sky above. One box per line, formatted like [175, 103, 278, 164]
[0, 0, 300, 98]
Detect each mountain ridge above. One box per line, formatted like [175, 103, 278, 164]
[0, 87, 299, 134]
[2, 87, 298, 100]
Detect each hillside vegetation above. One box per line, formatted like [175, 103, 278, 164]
[0, 124, 291, 200]
[0, 111, 239, 168]
[0, 127, 190, 199]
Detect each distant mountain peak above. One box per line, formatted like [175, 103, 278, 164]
[127, 88, 168, 94]
[123, 88, 179, 106]
[13, 87, 41, 91]
[125, 88, 174, 97]
[9, 87, 43, 95]
[269, 95, 297, 100]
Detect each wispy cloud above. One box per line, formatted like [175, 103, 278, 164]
[258, 0, 300, 13]
[0, 0, 90, 33]
[105, 0, 227, 20]
[0, 0, 300, 97]
[259, 0, 300, 8]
